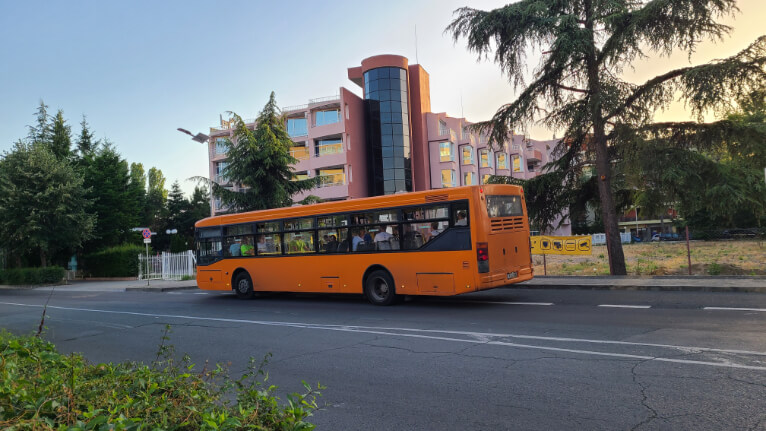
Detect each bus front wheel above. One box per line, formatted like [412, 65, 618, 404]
[234, 272, 254, 299]
[364, 269, 398, 306]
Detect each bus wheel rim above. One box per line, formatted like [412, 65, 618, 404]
[374, 278, 389, 300]
[238, 279, 249, 293]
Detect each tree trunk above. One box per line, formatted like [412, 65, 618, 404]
[39, 249, 47, 268]
[584, 0, 627, 275]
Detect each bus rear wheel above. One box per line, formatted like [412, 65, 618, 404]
[234, 272, 254, 299]
[364, 269, 398, 306]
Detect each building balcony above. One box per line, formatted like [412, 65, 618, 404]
[318, 173, 346, 188]
[526, 149, 543, 162]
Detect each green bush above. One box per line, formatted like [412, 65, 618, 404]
[0, 328, 322, 430]
[83, 244, 144, 277]
[0, 266, 65, 285]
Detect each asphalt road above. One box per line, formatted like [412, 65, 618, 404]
[2, 286, 766, 430]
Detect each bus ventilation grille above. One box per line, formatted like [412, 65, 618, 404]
[490, 217, 525, 232]
[425, 194, 449, 202]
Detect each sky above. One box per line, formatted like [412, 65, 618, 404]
[0, 0, 762, 197]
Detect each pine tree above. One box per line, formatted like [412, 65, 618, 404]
[49, 110, 73, 160]
[81, 143, 138, 250]
[76, 115, 98, 156]
[448, 1, 766, 274]
[0, 142, 94, 266]
[27, 100, 51, 145]
[207, 92, 318, 212]
[166, 181, 189, 231]
[128, 162, 147, 225]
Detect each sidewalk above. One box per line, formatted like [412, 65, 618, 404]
[517, 276, 766, 293]
[0, 279, 199, 293]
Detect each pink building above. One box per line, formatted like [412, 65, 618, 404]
[206, 54, 570, 235]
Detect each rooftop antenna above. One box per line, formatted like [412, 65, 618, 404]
[415, 25, 419, 64]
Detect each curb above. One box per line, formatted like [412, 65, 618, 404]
[125, 286, 198, 293]
[511, 284, 766, 293]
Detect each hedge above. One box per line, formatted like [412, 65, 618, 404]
[83, 244, 144, 277]
[0, 329, 321, 430]
[0, 266, 65, 285]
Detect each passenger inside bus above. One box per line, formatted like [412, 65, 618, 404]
[455, 211, 468, 226]
[240, 236, 255, 256]
[374, 225, 394, 250]
[229, 238, 241, 256]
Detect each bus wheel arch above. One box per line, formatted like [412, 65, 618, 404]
[232, 268, 254, 299]
[362, 265, 399, 306]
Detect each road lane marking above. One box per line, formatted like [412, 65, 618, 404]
[2, 301, 766, 370]
[703, 307, 766, 312]
[598, 304, 652, 309]
[469, 301, 553, 306]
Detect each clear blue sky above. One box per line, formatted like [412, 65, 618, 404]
[1, 0, 761, 197]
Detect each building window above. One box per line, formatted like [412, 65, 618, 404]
[317, 167, 345, 187]
[316, 138, 343, 156]
[215, 161, 229, 184]
[292, 171, 309, 181]
[463, 172, 476, 186]
[512, 155, 524, 173]
[441, 169, 455, 188]
[439, 120, 449, 136]
[482, 174, 491, 184]
[439, 142, 453, 162]
[462, 126, 470, 140]
[461, 145, 474, 165]
[479, 149, 493, 168]
[214, 137, 227, 155]
[287, 117, 307, 137]
[289, 143, 310, 160]
[497, 153, 507, 169]
[315, 109, 340, 126]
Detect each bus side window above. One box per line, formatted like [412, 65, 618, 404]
[452, 203, 469, 227]
[402, 223, 426, 250]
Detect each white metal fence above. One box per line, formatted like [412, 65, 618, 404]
[591, 232, 632, 245]
[138, 250, 196, 280]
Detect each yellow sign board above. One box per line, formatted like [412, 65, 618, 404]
[530, 235, 592, 255]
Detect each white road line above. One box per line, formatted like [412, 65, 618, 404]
[194, 293, 209, 295]
[598, 304, 652, 309]
[2, 301, 766, 370]
[470, 301, 553, 306]
[703, 307, 766, 312]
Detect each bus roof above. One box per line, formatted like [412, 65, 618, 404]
[195, 184, 523, 228]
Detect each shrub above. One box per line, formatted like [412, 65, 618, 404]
[0, 266, 65, 285]
[0, 328, 322, 430]
[83, 244, 144, 277]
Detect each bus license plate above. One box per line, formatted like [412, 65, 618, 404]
[507, 272, 517, 279]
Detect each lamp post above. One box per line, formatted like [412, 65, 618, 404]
[177, 128, 209, 143]
[634, 206, 640, 239]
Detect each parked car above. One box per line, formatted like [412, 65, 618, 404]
[722, 228, 759, 239]
[651, 233, 681, 242]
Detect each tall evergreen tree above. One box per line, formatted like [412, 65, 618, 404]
[128, 162, 147, 225]
[27, 100, 51, 145]
[207, 92, 318, 212]
[49, 110, 73, 160]
[76, 115, 98, 156]
[448, 1, 766, 274]
[145, 167, 168, 232]
[0, 142, 94, 267]
[166, 181, 188, 230]
[81, 143, 138, 250]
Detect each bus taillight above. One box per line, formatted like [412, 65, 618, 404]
[477, 242, 489, 273]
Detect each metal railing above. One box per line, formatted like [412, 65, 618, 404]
[309, 94, 340, 105]
[283, 103, 309, 112]
[290, 147, 311, 160]
[316, 143, 343, 157]
[317, 174, 345, 187]
[138, 250, 196, 281]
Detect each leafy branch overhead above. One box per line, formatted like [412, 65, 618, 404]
[448, 0, 766, 275]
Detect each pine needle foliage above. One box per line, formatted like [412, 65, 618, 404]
[448, 0, 766, 274]
[209, 92, 319, 212]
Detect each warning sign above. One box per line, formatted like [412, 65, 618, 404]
[530, 235, 592, 255]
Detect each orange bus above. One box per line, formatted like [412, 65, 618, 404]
[194, 184, 533, 305]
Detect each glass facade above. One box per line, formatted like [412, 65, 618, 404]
[214, 137, 227, 155]
[439, 142, 454, 162]
[287, 117, 308, 137]
[315, 109, 340, 126]
[463, 172, 476, 186]
[441, 169, 455, 188]
[315, 138, 343, 156]
[497, 153, 507, 169]
[364, 67, 411, 195]
[461, 145, 474, 165]
[480, 149, 493, 168]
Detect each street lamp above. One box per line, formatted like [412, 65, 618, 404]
[634, 206, 640, 239]
[177, 128, 209, 143]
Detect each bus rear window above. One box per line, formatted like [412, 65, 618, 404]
[486, 195, 523, 218]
